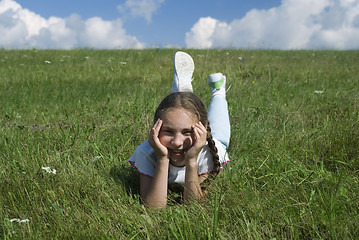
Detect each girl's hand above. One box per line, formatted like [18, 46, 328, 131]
[148, 119, 169, 159]
[186, 122, 207, 162]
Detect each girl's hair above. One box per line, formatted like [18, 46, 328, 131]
[154, 92, 221, 177]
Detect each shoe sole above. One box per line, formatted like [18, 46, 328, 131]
[174, 51, 194, 91]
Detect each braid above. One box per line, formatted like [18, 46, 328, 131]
[206, 124, 221, 177]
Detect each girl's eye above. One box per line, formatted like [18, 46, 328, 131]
[183, 130, 193, 136]
[162, 130, 173, 134]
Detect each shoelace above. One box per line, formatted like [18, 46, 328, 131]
[226, 84, 232, 93]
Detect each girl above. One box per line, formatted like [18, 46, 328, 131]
[129, 51, 230, 209]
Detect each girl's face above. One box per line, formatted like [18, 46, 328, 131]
[158, 107, 198, 167]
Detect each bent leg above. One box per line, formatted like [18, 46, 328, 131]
[208, 95, 230, 148]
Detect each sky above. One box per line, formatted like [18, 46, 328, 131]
[1, 0, 359, 49]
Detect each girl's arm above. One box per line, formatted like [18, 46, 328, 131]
[184, 122, 208, 203]
[184, 161, 207, 202]
[141, 119, 170, 209]
[140, 156, 169, 209]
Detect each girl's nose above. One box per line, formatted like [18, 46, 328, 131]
[171, 134, 184, 148]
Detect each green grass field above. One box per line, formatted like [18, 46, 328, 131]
[1, 49, 358, 239]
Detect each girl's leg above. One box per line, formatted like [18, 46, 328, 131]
[208, 73, 230, 148]
[208, 96, 230, 148]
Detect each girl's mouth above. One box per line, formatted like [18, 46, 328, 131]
[169, 149, 187, 167]
[171, 149, 184, 156]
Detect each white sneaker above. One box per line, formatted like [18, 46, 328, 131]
[208, 73, 226, 97]
[172, 51, 194, 92]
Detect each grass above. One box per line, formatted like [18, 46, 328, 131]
[0, 49, 358, 239]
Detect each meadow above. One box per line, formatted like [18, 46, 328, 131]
[0, 49, 358, 239]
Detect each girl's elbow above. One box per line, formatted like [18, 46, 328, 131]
[141, 197, 167, 209]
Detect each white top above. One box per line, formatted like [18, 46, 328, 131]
[129, 139, 230, 186]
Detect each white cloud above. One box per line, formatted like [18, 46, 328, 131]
[184, 17, 217, 49]
[186, 0, 359, 49]
[0, 0, 144, 49]
[117, 0, 165, 23]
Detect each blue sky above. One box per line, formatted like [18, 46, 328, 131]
[13, 0, 282, 47]
[1, 0, 359, 49]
